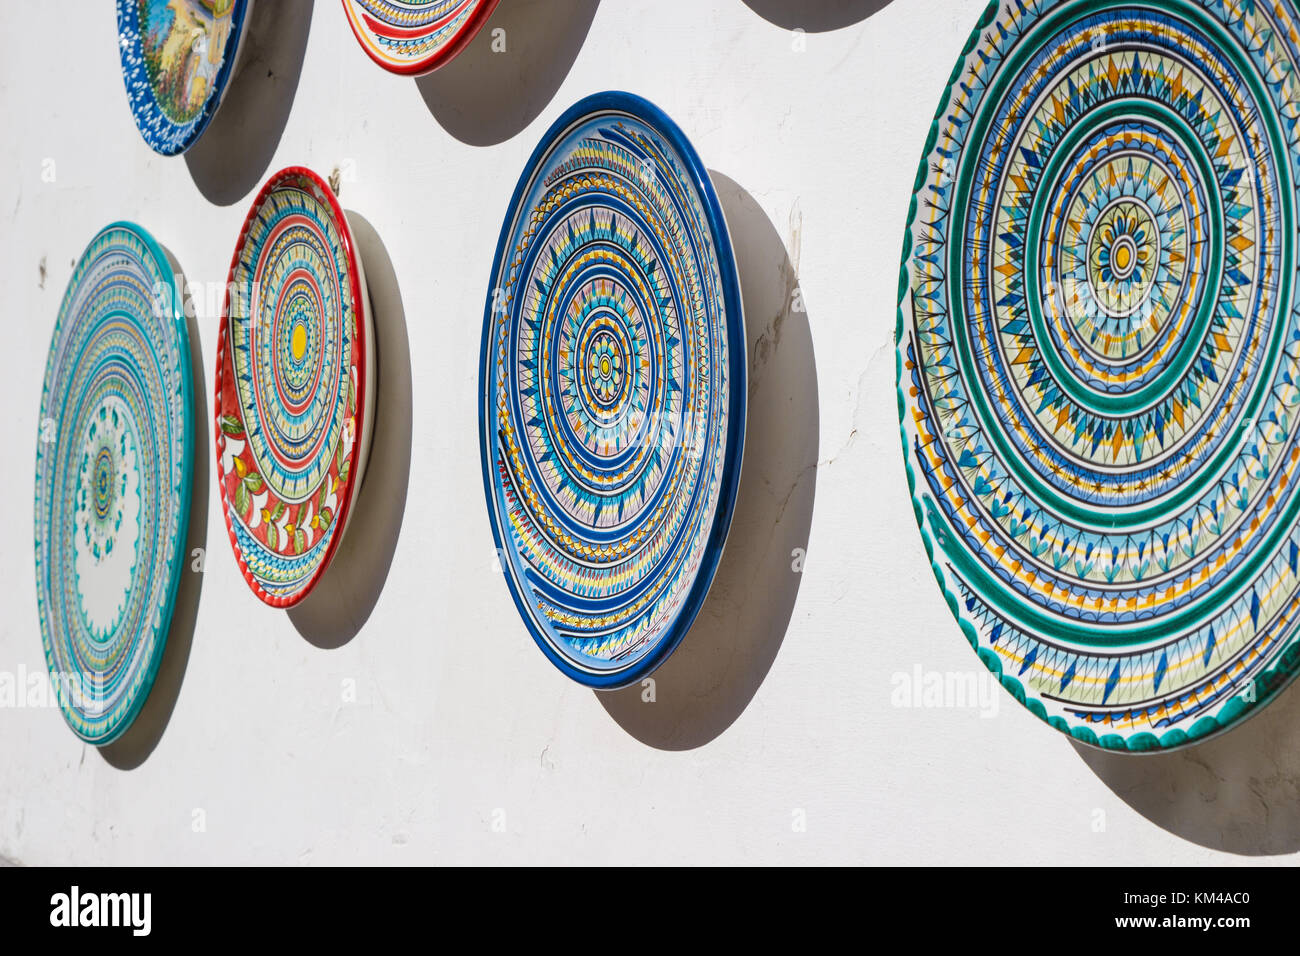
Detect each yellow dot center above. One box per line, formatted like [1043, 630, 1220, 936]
[1114, 243, 1132, 272]
[601, 357, 611, 377]
[291, 322, 307, 362]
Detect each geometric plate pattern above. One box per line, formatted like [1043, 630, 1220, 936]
[898, 0, 1300, 750]
[480, 92, 746, 688]
[215, 167, 373, 608]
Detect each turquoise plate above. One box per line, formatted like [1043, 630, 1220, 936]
[34, 223, 193, 744]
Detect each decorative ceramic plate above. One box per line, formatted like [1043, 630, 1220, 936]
[341, 0, 500, 75]
[480, 91, 746, 688]
[116, 0, 253, 156]
[215, 167, 375, 607]
[35, 223, 193, 745]
[899, 0, 1300, 751]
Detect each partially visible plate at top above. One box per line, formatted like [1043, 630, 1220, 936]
[35, 222, 194, 745]
[480, 91, 746, 688]
[116, 0, 253, 155]
[341, 0, 500, 75]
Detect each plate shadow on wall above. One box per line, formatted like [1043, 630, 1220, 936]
[288, 212, 411, 648]
[185, 0, 314, 206]
[740, 0, 895, 31]
[415, 0, 600, 147]
[596, 171, 819, 749]
[1075, 679, 1300, 855]
[102, 259, 207, 769]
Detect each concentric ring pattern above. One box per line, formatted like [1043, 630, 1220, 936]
[34, 223, 193, 745]
[341, 0, 499, 75]
[116, 0, 251, 156]
[215, 167, 371, 607]
[899, 0, 1300, 750]
[481, 92, 745, 688]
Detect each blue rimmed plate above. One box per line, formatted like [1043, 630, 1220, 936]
[480, 91, 746, 688]
[34, 223, 193, 745]
[116, 0, 253, 156]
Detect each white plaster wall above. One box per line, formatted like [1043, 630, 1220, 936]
[1, 0, 1297, 865]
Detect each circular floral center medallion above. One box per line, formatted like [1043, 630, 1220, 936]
[74, 397, 142, 639]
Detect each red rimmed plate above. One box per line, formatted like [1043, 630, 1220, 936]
[341, 0, 500, 76]
[215, 166, 376, 607]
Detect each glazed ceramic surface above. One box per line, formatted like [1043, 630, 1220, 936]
[898, 0, 1300, 750]
[116, 0, 251, 155]
[341, 0, 499, 75]
[215, 167, 374, 608]
[34, 223, 193, 745]
[481, 91, 745, 688]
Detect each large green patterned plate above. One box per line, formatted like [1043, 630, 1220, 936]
[898, 0, 1300, 751]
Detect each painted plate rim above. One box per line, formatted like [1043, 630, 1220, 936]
[341, 0, 502, 77]
[895, 0, 1300, 753]
[35, 220, 194, 745]
[115, 0, 254, 157]
[478, 89, 747, 689]
[214, 165, 371, 609]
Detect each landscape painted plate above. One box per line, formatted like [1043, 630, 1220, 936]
[215, 166, 375, 608]
[897, 0, 1300, 750]
[35, 222, 193, 745]
[341, 0, 500, 75]
[116, 0, 252, 155]
[480, 91, 746, 688]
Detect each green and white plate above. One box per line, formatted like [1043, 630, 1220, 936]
[898, 0, 1300, 751]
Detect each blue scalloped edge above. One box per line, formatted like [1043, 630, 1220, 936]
[892, 0, 1300, 753]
